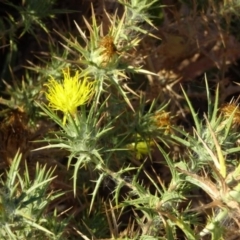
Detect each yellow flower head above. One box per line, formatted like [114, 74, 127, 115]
[127, 135, 155, 160]
[45, 68, 94, 123]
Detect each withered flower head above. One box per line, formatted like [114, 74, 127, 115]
[152, 111, 172, 133]
[221, 102, 240, 126]
[99, 36, 118, 66]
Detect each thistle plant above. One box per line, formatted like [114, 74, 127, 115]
[0, 73, 41, 123]
[171, 80, 236, 172]
[0, 0, 70, 39]
[38, 84, 107, 198]
[34, 2, 187, 237]
[0, 151, 65, 239]
[171, 78, 240, 238]
[38, 64, 190, 238]
[3, 0, 240, 239]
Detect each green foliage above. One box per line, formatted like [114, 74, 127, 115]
[0, 152, 66, 239]
[1, 0, 240, 239]
[0, 0, 70, 39]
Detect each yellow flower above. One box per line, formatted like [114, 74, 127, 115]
[45, 68, 94, 124]
[127, 135, 155, 160]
